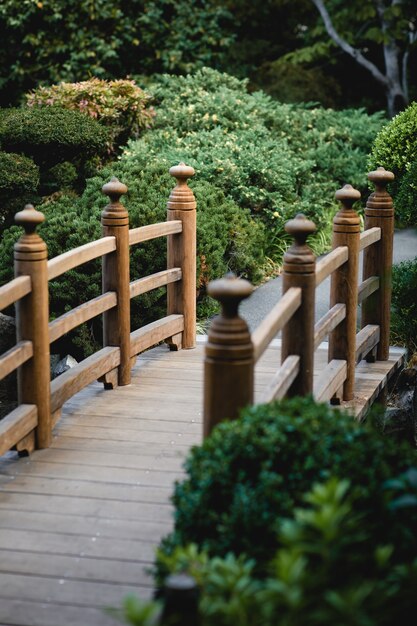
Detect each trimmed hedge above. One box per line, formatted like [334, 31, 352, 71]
[0, 151, 40, 226]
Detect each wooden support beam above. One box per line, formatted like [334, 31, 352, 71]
[261, 355, 300, 403]
[314, 359, 347, 402]
[314, 304, 346, 350]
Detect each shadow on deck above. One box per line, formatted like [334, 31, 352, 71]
[0, 337, 405, 626]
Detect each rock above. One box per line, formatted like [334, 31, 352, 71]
[52, 355, 78, 379]
[384, 366, 417, 445]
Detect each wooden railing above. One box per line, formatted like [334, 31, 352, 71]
[204, 167, 395, 435]
[0, 163, 197, 455]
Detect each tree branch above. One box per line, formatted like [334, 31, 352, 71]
[311, 0, 389, 86]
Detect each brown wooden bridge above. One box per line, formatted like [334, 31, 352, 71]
[0, 164, 405, 625]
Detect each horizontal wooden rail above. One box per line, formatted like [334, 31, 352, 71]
[314, 304, 346, 350]
[130, 314, 184, 358]
[314, 359, 347, 402]
[50, 346, 120, 413]
[129, 221, 182, 247]
[0, 404, 38, 457]
[130, 268, 182, 300]
[315, 246, 348, 286]
[358, 276, 379, 305]
[260, 355, 300, 404]
[49, 292, 117, 344]
[47, 237, 116, 281]
[0, 276, 31, 311]
[0, 341, 33, 381]
[252, 287, 302, 362]
[359, 227, 381, 251]
[356, 324, 380, 364]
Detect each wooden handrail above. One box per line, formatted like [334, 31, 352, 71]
[252, 287, 301, 362]
[314, 303, 346, 350]
[356, 325, 380, 364]
[358, 276, 379, 305]
[314, 360, 347, 402]
[0, 341, 33, 380]
[47, 236, 116, 280]
[0, 276, 31, 311]
[129, 220, 182, 246]
[130, 315, 184, 358]
[315, 246, 348, 286]
[260, 355, 300, 404]
[359, 226, 381, 251]
[49, 292, 117, 344]
[130, 268, 182, 299]
[0, 405, 38, 457]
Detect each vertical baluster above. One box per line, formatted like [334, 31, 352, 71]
[329, 185, 361, 401]
[362, 167, 395, 361]
[14, 204, 51, 450]
[166, 163, 197, 350]
[101, 177, 131, 387]
[281, 214, 316, 397]
[203, 274, 254, 437]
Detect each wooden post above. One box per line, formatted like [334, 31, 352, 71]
[281, 214, 316, 397]
[203, 274, 254, 437]
[167, 163, 197, 350]
[14, 204, 51, 450]
[362, 167, 395, 361]
[329, 184, 361, 401]
[101, 177, 131, 387]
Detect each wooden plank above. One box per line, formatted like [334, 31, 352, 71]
[357, 275, 379, 305]
[130, 268, 182, 299]
[315, 246, 348, 286]
[0, 598, 130, 626]
[0, 571, 148, 608]
[47, 237, 116, 280]
[0, 549, 153, 586]
[130, 315, 184, 357]
[0, 404, 37, 456]
[314, 359, 347, 402]
[359, 226, 381, 251]
[0, 492, 175, 522]
[49, 292, 117, 343]
[314, 304, 346, 350]
[252, 287, 301, 362]
[129, 220, 182, 246]
[355, 324, 380, 363]
[0, 340, 33, 380]
[260, 355, 300, 403]
[0, 275, 31, 311]
[50, 347, 120, 413]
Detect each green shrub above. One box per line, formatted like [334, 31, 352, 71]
[159, 397, 416, 573]
[0, 106, 109, 168]
[369, 102, 417, 225]
[26, 78, 155, 150]
[0, 151, 40, 226]
[120, 477, 417, 626]
[391, 257, 417, 355]
[0, 158, 266, 357]
[124, 69, 384, 260]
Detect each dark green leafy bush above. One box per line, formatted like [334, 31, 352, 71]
[0, 158, 266, 357]
[0, 106, 109, 168]
[369, 102, 417, 225]
[0, 151, 40, 226]
[120, 477, 417, 626]
[159, 397, 416, 572]
[391, 257, 417, 355]
[124, 69, 384, 259]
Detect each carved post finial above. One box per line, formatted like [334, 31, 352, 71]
[204, 273, 254, 436]
[102, 176, 128, 206]
[168, 163, 196, 211]
[335, 183, 361, 209]
[285, 213, 316, 247]
[368, 166, 395, 191]
[15, 204, 45, 236]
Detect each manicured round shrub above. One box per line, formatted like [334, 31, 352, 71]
[391, 257, 417, 355]
[160, 397, 416, 572]
[0, 151, 40, 226]
[369, 102, 417, 225]
[0, 106, 109, 167]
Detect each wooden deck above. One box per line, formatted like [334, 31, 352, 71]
[0, 337, 405, 626]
